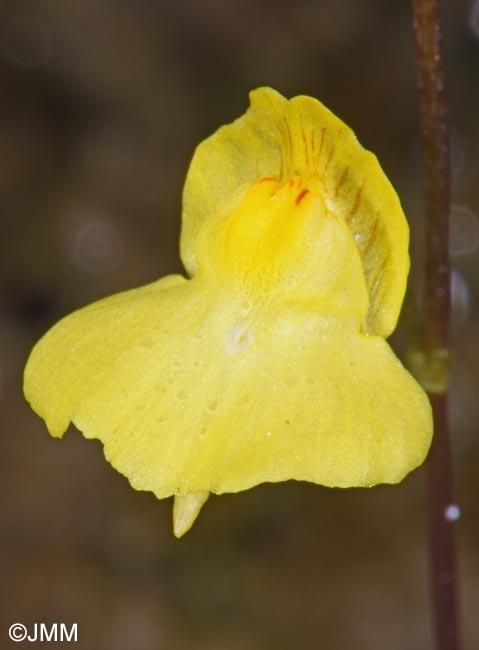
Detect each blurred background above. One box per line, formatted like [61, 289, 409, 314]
[1, 1, 478, 648]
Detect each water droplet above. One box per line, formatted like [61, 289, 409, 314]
[225, 322, 253, 354]
[444, 504, 461, 522]
[240, 298, 252, 312]
[207, 400, 218, 412]
[199, 427, 207, 438]
[354, 232, 361, 242]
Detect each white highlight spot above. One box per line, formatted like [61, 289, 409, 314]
[451, 270, 470, 326]
[444, 504, 461, 522]
[224, 323, 253, 354]
[266, 431, 272, 437]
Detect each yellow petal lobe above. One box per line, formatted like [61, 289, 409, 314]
[182, 87, 409, 337]
[196, 175, 369, 319]
[24, 176, 431, 505]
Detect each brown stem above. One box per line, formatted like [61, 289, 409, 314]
[412, 0, 450, 349]
[426, 394, 460, 650]
[411, 1, 461, 650]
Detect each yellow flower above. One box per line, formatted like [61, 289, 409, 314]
[24, 88, 433, 537]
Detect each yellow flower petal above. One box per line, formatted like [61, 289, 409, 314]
[196, 176, 369, 320]
[24, 177, 431, 506]
[24, 88, 432, 536]
[24, 275, 431, 498]
[182, 87, 409, 337]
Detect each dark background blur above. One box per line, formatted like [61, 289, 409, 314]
[1, 1, 478, 649]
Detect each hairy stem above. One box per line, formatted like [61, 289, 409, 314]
[411, 1, 461, 649]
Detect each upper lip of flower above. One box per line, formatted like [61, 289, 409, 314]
[181, 86, 410, 339]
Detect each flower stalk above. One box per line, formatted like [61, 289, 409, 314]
[411, 1, 461, 648]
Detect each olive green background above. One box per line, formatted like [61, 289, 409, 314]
[1, 1, 478, 648]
